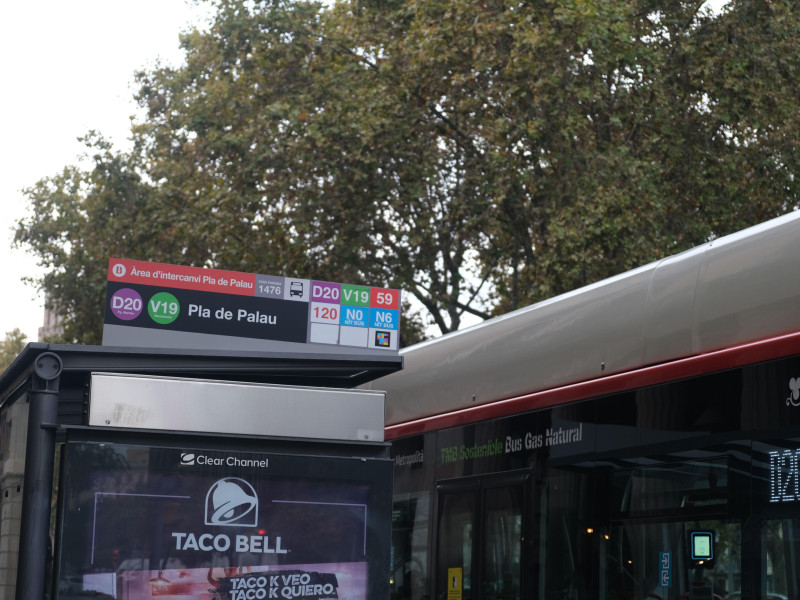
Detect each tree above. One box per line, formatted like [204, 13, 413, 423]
[15, 134, 192, 344]
[133, 0, 495, 333]
[0, 329, 28, 372]
[15, 0, 800, 345]
[359, 0, 800, 308]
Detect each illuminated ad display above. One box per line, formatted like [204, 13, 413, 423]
[55, 441, 392, 600]
[102, 258, 401, 352]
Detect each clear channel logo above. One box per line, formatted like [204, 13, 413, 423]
[205, 478, 259, 527]
[179, 451, 269, 469]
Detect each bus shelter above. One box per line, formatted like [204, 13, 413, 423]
[0, 343, 402, 600]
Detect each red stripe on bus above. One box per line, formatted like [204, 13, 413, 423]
[385, 330, 800, 439]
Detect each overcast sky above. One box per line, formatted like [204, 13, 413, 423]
[0, 0, 211, 342]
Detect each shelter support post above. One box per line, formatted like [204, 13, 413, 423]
[15, 353, 62, 600]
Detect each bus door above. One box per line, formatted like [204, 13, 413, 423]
[605, 457, 742, 600]
[758, 513, 800, 600]
[605, 516, 741, 600]
[753, 439, 800, 600]
[434, 473, 528, 600]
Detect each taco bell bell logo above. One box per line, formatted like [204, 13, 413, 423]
[205, 478, 258, 527]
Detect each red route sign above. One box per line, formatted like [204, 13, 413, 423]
[109, 258, 256, 296]
[369, 288, 400, 310]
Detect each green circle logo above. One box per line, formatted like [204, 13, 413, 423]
[147, 292, 180, 325]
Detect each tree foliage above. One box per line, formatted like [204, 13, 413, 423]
[0, 329, 28, 372]
[15, 0, 800, 345]
[16, 134, 191, 344]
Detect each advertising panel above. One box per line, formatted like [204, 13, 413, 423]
[55, 441, 391, 600]
[103, 259, 401, 354]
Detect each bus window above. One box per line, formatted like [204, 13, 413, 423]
[481, 485, 522, 600]
[539, 468, 593, 600]
[436, 489, 476, 600]
[392, 493, 431, 600]
[761, 518, 800, 600]
[435, 477, 526, 600]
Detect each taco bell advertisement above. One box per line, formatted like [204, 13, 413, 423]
[56, 442, 380, 600]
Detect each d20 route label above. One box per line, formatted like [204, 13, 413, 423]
[109, 288, 143, 321]
[311, 281, 340, 304]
